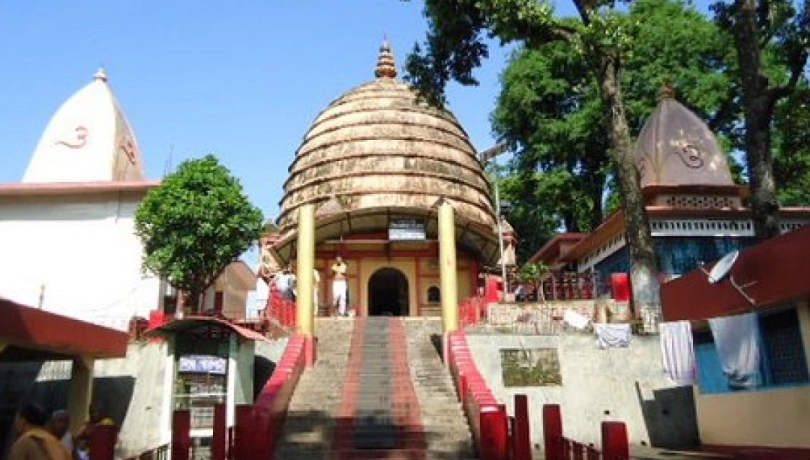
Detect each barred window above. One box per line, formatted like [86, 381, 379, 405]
[694, 305, 810, 394]
[760, 308, 810, 385]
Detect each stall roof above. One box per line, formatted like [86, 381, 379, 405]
[145, 316, 271, 343]
[0, 298, 129, 361]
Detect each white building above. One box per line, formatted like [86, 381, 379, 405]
[0, 70, 161, 330]
[0, 69, 256, 332]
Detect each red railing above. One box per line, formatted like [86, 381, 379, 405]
[265, 287, 297, 328]
[446, 331, 510, 460]
[231, 335, 307, 459]
[538, 272, 603, 301]
[542, 403, 629, 460]
[459, 295, 486, 327]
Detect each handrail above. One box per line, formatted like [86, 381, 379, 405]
[230, 335, 307, 460]
[122, 444, 169, 460]
[447, 331, 509, 460]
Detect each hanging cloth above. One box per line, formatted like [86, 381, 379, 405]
[594, 323, 632, 349]
[659, 321, 696, 386]
[564, 309, 591, 330]
[708, 312, 762, 388]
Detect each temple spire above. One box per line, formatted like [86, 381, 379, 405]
[660, 81, 676, 100]
[94, 67, 108, 82]
[375, 38, 397, 79]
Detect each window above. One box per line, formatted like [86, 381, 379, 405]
[427, 286, 440, 303]
[760, 308, 810, 385]
[694, 307, 810, 394]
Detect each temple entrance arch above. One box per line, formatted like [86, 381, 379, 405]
[368, 267, 409, 316]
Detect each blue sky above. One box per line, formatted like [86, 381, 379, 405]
[0, 2, 518, 221]
[0, 1, 715, 224]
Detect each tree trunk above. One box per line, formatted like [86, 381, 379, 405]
[184, 289, 202, 315]
[597, 52, 662, 332]
[734, 0, 781, 240]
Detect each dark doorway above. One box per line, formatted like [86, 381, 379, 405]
[368, 268, 409, 316]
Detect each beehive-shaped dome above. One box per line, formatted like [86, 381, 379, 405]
[276, 41, 496, 234]
[635, 85, 733, 188]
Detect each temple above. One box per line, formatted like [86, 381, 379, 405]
[531, 86, 810, 282]
[266, 41, 500, 317]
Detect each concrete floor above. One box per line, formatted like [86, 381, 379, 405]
[531, 446, 734, 459]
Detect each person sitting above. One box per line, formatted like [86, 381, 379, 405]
[9, 403, 72, 460]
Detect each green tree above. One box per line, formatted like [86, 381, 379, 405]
[773, 84, 810, 205]
[135, 154, 264, 311]
[494, 0, 735, 257]
[712, 0, 810, 239]
[401, 0, 686, 327]
[516, 261, 551, 302]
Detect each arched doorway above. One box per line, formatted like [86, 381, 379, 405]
[368, 267, 409, 316]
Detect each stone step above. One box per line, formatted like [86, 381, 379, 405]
[277, 318, 478, 459]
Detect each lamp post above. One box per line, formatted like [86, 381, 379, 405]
[480, 143, 510, 297]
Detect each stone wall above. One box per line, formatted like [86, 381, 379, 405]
[466, 333, 699, 450]
[473, 300, 633, 335]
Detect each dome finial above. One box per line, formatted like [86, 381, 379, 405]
[660, 80, 676, 100]
[375, 38, 397, 79]
[94, 67, 108, 82]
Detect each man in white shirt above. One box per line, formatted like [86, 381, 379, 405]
[276, 264, 296, 301]
[331, 256, 348, 316]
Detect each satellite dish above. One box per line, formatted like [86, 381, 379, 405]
[708, 250, 739, 284]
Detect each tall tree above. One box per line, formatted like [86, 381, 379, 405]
[493, 0, 735, 256]
[135, 154, 264, 311]
[773, 84, 810, 205]
[712, 0, 810, 239]
[403, 0, 666, 327]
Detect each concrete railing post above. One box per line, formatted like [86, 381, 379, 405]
[601, 421, 629, 460]
[513, 394, 531, 460]
[171, 410, 191, 460]
[542, 404, 563, 460]
[211, 403, 227, 460]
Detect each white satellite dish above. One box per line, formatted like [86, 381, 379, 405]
[708, 250, 739, 284]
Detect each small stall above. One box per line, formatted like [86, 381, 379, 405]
[146, 317, 268, 454]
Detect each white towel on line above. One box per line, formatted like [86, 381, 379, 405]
[659, 321, 696, 386]
[594, 323, 632, 349]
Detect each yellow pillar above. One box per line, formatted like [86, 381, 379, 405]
[0, 341, 7, 355]
[438, 199, 459, 333]
[67, 355, 94, 433]
[296, 203, 316, 337]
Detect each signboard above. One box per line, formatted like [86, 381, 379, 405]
[178, 355, 227, 375]
[389, 218, 426, 241]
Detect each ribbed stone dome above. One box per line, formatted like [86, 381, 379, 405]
[276, 42, 497, 235]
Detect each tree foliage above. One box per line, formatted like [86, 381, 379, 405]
[493, 0, 736, 262]
[711, 0, 810, 238]
[773, 84, 810, 205]
[404, 0, 664, 323]
[135, 154, 264, 310]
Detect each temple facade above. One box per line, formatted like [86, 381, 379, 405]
[265, 42, 500, 317]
